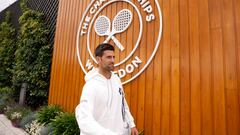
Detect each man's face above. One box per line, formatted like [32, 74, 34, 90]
[97, 50, 115, 71]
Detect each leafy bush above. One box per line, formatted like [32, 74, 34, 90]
[0, 87, 15, 104]
[8, 111, 23, 127]
[5, 106, 32, 127]
[0, 104, 7, 114]
[10, 112, 22, 120]
[0, 86, 12, 95]
[5, 106, 32, 120]
[25, 119, 44, 135]
[39, 124, 54, 135]
[51, 112, 80, 135]
[12, 0, 52, 108]
[20, 112, 36, 129]
[37, 105, 62, 125]
[0, 87, 16, 102]
[0, 11, 17, 88]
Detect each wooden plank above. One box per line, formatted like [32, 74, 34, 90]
[55, 0, 68, 107]
[56, 0, 67, 107]
[65, 0, 75, 111]
[69, 0, 79, 112]
[130, 79, 138, 126]
[152, 0, 162, 134]
[129, 4, 138, 126]
[51, 0, 66, 105]
[75, 2, 87, 112]
[68, 0, 79, 112]
[144, 65, 153, 135]
[179, 0, 191, 134]
[80, 0, 90, 112]
[122, 2, 131, 110]
[152, 37, 161, 134]
[144, 0, 155, 134]
[47, 0, 240, 133]
[188, 0, 201, 134]
[211, 28, 227, 135]
[61, 0, 73, 111]
[161, 0, 171, 135]
[209, 0, 227, 134]
[48, 0, 64, 104]
[72, 0, 87, 112]
[209, 0, 227, 135]
[221, 0, 240, 134]
[136, 76, 145, 131]
[123, 3, 138, 127]
[233, 0, 240, 126]
[74, 0, 87, 111]
[118, 2, 124, 78]
[198, 0, 213, 135]
[226, 90, 240, 135]
[169, 0, 180, 134]
[136, 0, 147, 131]
[221, 0, 238, 91]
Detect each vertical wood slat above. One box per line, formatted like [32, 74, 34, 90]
[198, 0, 213, 135]
[221, 0, 240, 134]
[161, 0, 171, 134]
[48, 0, 240, 134]
[189, 0, 202, 135]
[48, 0, 62, 104]
[170, 0, 180, 134]
[152, 0, 162, 134]
[49, 0, 63, 104]
[69, 0, 78, 112]
[233, 1, 240, 134]
[179, 0, 191, 134]
[63, 0, 73, 111]
[144, 1, 154, 133]
[68, 0, 79, 112]
[130, 4, 138, 130]
[209, 0, 227, 135]
[73, 0, 86, 112]
[61, 0, 71, 110]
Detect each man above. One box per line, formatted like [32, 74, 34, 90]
[75, 43, 138, 135]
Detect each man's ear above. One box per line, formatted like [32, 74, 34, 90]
[96, 56, 101, 63]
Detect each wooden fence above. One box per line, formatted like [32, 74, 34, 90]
[48, 0, 240, 134]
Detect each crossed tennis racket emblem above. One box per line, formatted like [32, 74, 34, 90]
[94, 9, 133, 51]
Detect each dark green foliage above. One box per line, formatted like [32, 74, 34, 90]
[40, 124, 54, 135]
[51, 112, 80, 135]
[37, 105, 62, 125]
[0, 87, 16, 106]
[0, 86, 14, 96]
[5, 106, 32, 120]
[0, 104, 7, 114]
[0, 11, 17, 87]
[12, 0, 52, 108]
[0, 0, 52, 108]
[20, 112, 36, 129]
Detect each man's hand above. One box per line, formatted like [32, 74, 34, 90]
[131, 127, 138, 135]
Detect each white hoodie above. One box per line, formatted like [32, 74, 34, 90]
[75, 68, 135, 135]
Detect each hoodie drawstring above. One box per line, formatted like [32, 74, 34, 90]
[107, 80, 113, 108]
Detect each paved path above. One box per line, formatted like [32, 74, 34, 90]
[0, 114, 26, 135]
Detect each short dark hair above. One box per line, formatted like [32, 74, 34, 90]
[95, 43, 114, 57]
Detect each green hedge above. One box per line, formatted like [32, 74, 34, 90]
[51, 112, 80, 135]
[37, 105, 62, 125]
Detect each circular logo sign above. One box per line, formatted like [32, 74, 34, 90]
[77, 0, 162, 85]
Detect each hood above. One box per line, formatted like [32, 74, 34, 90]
[84, 68, 99, 81]
[84, 68, 115, 108]
[84, 68, 113, 82]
